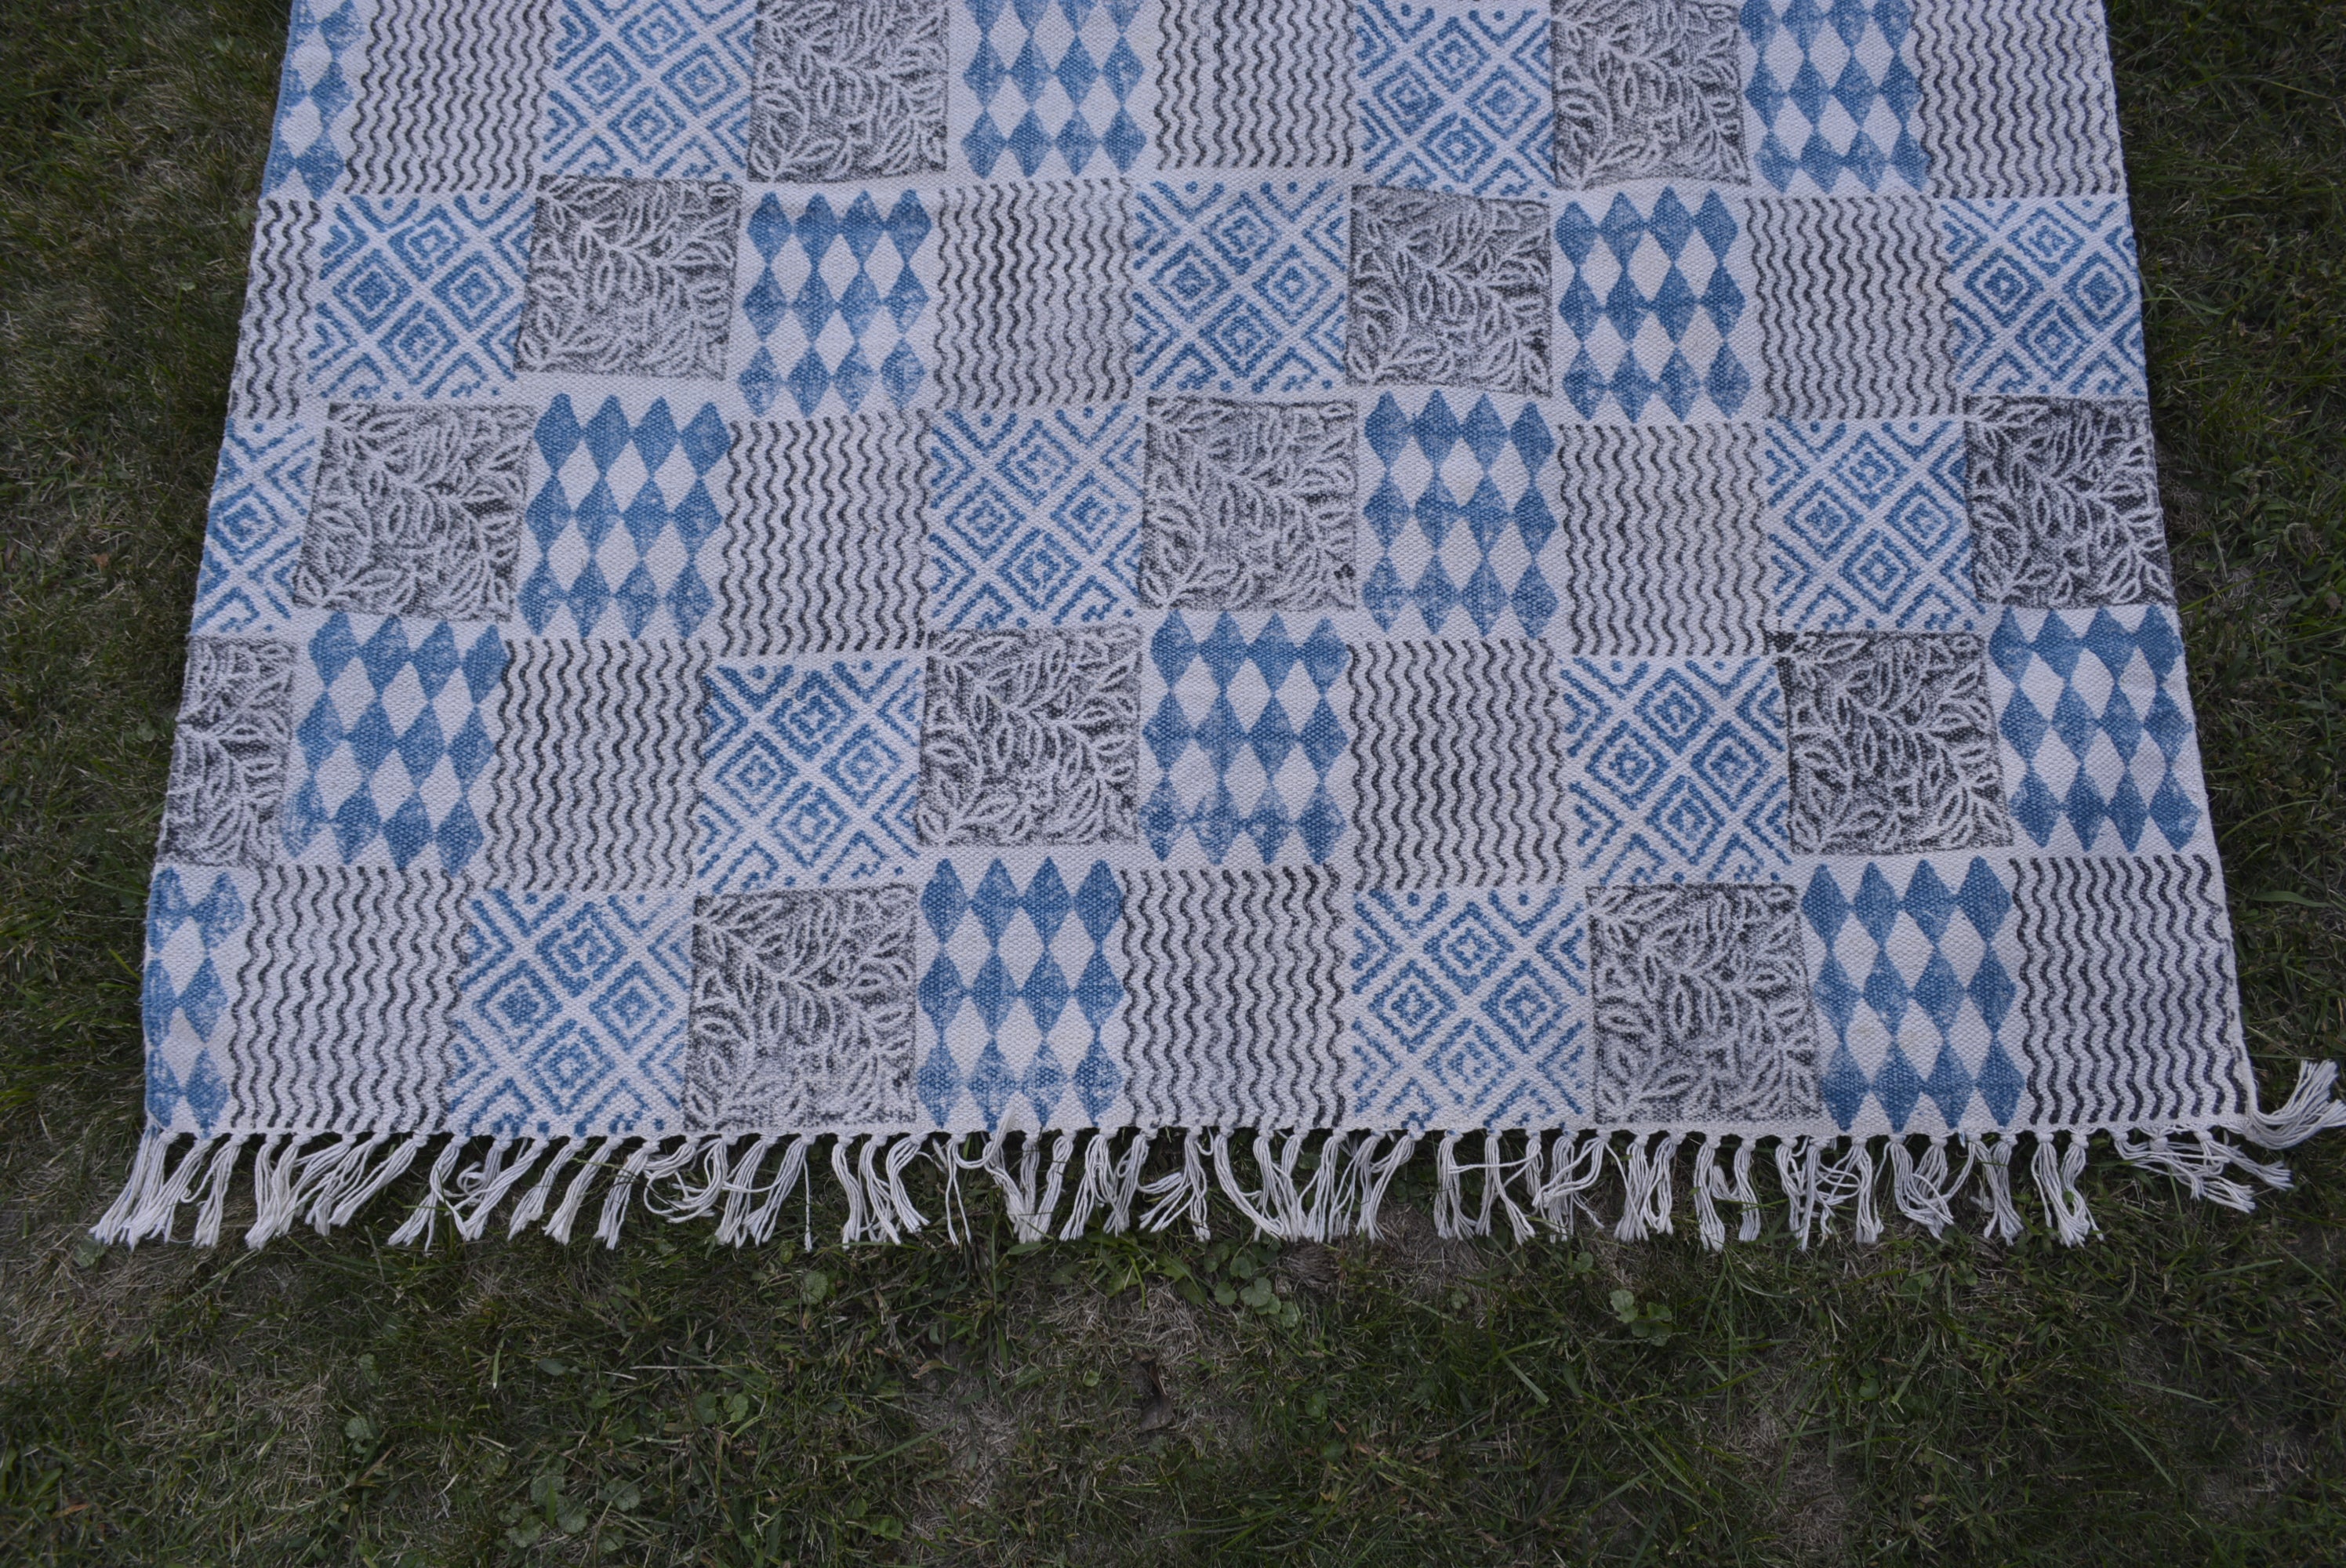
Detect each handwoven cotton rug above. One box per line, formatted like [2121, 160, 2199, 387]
[102, 0, 2346, 1250]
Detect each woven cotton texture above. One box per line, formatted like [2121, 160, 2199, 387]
[110, 0, 2346, 1251]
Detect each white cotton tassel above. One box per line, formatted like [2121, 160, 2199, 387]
[714, 1136, 780, 1245]
[645, 1137, 732, 1224]
[1532, 1132, 1607, 1236]
[936, 1136, 970, 1244]
[1210, 1131, 1284, 1238]
[1849, 1142, 1883, 1244]
[2242, 1060, 2346, 1149]
[1140, 1128, 1211, 1237]
[1357, 1132, 1418, 1240]
[1692, 1134, 1728, 1252]
[1299, 1132, 1353, 1242]
[1486, 1132, 1536, 1243]
[1458, 1131, 1498, 1240]
[593, 1139, 663, 1249]
[1262, 1133, 1309, 1239]
[123, 1133, 218, 1247]
[456, 1139, 552, 1241]
[540, 1137, 619, 1243]
[1061, 1130, 1117, 1239]
[734, 1135, 812, 1246]
[1615, 1133, 1679, 1242]
[853, 1135, 905, 1244]
[1102, 1129, 1153, 1233]
[1430, 1132, 1467, 1239]
[316, 1131, 427, 1233]
[242, 1134, 305, 1248]
[1887, 1137, 1956, 1237]
[1033, 1132, 1075, 1238]
[93, 1127, 176, 1246]
[2032, 1132, 2095, 1245]
[884, 1134, 928, 1237]
[387, 1138, 466, 1248]
[1775, 1135, 1817, 1248]
[2110, 1129, 2272, 1213]
[1727, 1135, 1761, 1242]
[1971, 1134, 2023, 1243]
[1803, 1140, 1876, 1243]
[189, 1135, 252, 1248]
[296, 1133, 382, 1232]
[833, 1136, 874, 1243]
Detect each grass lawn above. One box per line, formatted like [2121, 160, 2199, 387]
[3, 0, 2344, 1561]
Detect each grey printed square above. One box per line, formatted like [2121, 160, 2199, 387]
[920, 626, 1142, 846]
[518, 178, 740, 378]
[294, 404, 535, 619]
[1778, 631, 2011, 855]
[1347, 187, 1552, 396]
[749, 0, 947, 182]
[687, 887, 918, 1131]
[1965, 397, 2172, 607]
[1142, 397, 1356, 610]
[1589, 884, 1822, 1125]
[1552, 0, 1745, 189]
[160, 638, 298, 868]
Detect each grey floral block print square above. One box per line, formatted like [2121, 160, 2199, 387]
[1965, 397, 2173, 607]
[1346, 187, 1552, 397]
[1589, 884, 1821, 1125]
[159, 637, 298, 869]
[518, 178, 740, 379]
[1551, 0, 1746, 189]
[1141, 397, 1357, 611]
[686, 887, 918, 1131]
[1778, 631, 2013, 855]
[293, 404, 535, 619]
[920, 626, 1142, 847]
[749, 0, 947, 183]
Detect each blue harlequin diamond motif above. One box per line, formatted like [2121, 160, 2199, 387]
[737, 190, 935, 418]
[542, 0, 754, 178]
[1940, 199, 2147, 398]
[519, 394, 728, 639]
[1142, 613, 1349, 867]
[1557, 658, 1789, 883]
[1555, 189, 1752, 421]
[1802, 857, 2024, 1132]
[1134, 181, 1347, 395]
[927, 405, 1141, 627]
[1362, 390, 1560, 639]
[312, 194, 531, 401]
[918, 858, 1125, 1131]
[450, 891, 690, 1137]
[141, 868, 251, 1136]
[699, 657, 921, 891]
[1742, 0, 1929, 193]
[280, 615, 507, 874]
[194, 422, 314, 637]
[1350, 887, 1589, 1131]
[1765, 419, 1980, 630]
[1988, 605, 2203, 855]
[959, 0, 1146, 177]
[1356, 0, 1553, 198]
[262, 0, 361, 198]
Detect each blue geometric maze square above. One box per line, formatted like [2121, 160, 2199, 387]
[1798, 854, 2025, 1134]
[520, 392, 732, 639]
[698, 655, 922, 891]
[1356, 0, 1553, 198]
[1133, 179, 1348, 396]
[263, 0, 364, 198]
[449, 889, 692, 1137]
[311, 194, 533, 404]
[141, 866, 258, 1136]
[195, 421, 318, 637]
[953, 0, 1149, 179]
[278, 612, 510, 876]
[917, 854, 1129, 1133]
[734, 187, 938, 419]
[1552, 186, 1754, 422]
[926, 404, 1142, 629]
[1939, 198, 2147, 398]
[1556, 656, 1790, 885]
[543, 0, 756, 180]
[1987, 604, 2207, 858]
[1349, 884, 1589, 1132]
[1765, 418, 1981, 631]
[1362, 388, 1560, 639]
[1741, 0, 1929, 193]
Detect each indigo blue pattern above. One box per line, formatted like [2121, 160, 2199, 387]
[1741, 0, 1928, 193]
[1356, 0, 1552, 198]
[450, 891, 691, 1136]
[1554, 188, 1752, 421]
[1802, 855, 2025, 1131]
[1133, 180, 1347, 395]
[1940, 198, 2146, 398]
[698, 657, 923, 891]
[281, 614, 508, 873]
[1988, 605, 2204, 856]
[194, 422, 315, 637]
[737, 191, 935, 418]
[311, 194, 532, 402]
[142, 868, 249, 1136]
[1350, 887, 1588, 1131]
[926, 405, 1142, 628]
[1557, 658, 1790, 884]
[521, 395, 728, 640]
[1764, 419, 1979, 630]
[1142, 614, 1348, 867]
[959, 0, 1147, 177]
[1362, 390, 1558, 639]
[542, 0, 755, 179]
[917, 858, 1126, 1131]
[263, 0, 361, 198]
